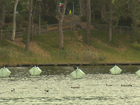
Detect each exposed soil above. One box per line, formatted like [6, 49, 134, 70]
[7, 38, 50, 57]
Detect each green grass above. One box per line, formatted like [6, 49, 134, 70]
[0, 29, 140, 65]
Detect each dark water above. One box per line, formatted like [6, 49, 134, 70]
[8, 65, 140, 77]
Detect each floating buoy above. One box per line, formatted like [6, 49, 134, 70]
[0, 67, 11, 77]
[29, 66, 42, 76]
[70, 67, 85, 79]
[135, 69, 140, 77]
[110, 65, 122, 75]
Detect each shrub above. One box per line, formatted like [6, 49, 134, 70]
[21, 21, 28, 27]
[42, 15, 58, 24]
[16, 15, 24, 24]
[81, 15, 86, 22]
[33, 15, 39, 24]
[5, 14, 13, 23]
[132, 41, 140, 50]
[118, 16, 132, 26]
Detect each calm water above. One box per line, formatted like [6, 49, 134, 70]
[8, 65, 140, 77]
[0, 66, 140, 105]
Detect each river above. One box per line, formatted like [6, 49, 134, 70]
[0, 66, 140, 105]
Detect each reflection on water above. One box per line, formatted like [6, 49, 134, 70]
[0, 66, 140, 104]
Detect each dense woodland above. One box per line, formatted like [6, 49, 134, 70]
[0, 0, 140, 50]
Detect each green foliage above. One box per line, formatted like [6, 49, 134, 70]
[5, 14, 13, 23]
[118, 16, 132, 26]
[21, 13, 29, 21]
[21, 21, 28, 27]
[132, 41, 140, 50]
[42, 15, 58, 24]
[33, 15, 39, 24]
[80, 15, 86, 22]
[16, 15, 24, 24]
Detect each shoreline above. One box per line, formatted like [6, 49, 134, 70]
[1, 62, 140, 67]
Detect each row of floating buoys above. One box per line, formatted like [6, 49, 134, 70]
[0, 65, 140, 78]
[110, 65, 140, 78]
[0, 66, 42, 78]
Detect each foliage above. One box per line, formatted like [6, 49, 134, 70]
[42, 15, 58, 24]
[80, 15, 86, 22]
[5, 14, 13, 23]
[132, 41, 140, 50]
[21, 21, 28, 27]
[16, 14, 24, 24]
[118, 16, 132, 26]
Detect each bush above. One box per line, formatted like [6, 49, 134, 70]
[5, 14, 13, 23]
[132, 41, 140, 50]
[33, 15, 39, 24]
[118, 16, 132, 26]
[81, 15, 86, 22]
[21, 21, 28, 27]
[42, 15, 58, 24]
[16, 15, 24, 24]
[21, 13, 28, 21]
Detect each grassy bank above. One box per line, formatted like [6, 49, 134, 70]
[0, 29, 140, 65]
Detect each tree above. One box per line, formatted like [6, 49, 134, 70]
[12, 0, 19, 41]
[86, 0, 91, 45]
[99, 0, 124, 42]
[25, 0, 32, 51]
[128, 0, 140, 42]
[56, 0, 67, 49]
[0, 0, 6, 28]
[79, 0, 86, 16]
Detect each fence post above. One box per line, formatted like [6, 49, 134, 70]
[1, 29, 2, 39]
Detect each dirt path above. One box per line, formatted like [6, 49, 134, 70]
[7, 38, 50, 57]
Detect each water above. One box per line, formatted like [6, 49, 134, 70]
[0, 66, 140, 104]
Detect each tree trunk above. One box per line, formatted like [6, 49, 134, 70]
[25, 0, 32, 51]
[0, 1, 5, 28]
[12, 0, 18, 41]
[109, 0, 113, 42]
[79, 0, 86, 16]
[86, 0, 91, 46]
[57, 0, 67, 49]
[31, 0, 37, 41]
[58, 19, 63, 48]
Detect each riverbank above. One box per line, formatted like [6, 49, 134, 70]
[0, 29, 140, 65]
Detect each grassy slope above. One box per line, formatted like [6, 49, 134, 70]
[0, 29, 140, 65]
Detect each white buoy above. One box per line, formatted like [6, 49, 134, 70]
[70, 67, 85, 79]
[110, 65, 122, 75]
[29, 66, 42, 76]
[135, 70, 140, 77]
[0, 67, 11, 77]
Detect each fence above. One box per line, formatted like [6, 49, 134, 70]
[91, 23, 132, 35]
[0, 22, 132, 39]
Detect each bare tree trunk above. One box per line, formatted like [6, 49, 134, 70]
[12, 0, 18, 41]
[79, 0, 86, 16]
[31, 1, 37, 41]
[109, 0, 113, 42]
[0, 1, 5, 28]
[58, 18, 63, 48]
[86, 0, 91, 46]
[25, 0, 32, 51]
[57, 0, 67, 49]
